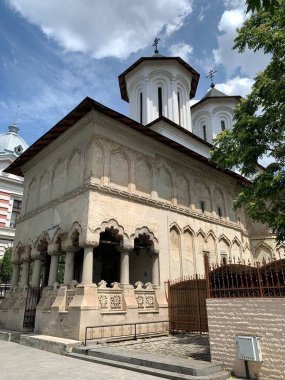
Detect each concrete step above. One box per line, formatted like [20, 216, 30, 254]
[68, 347, 229, 380]
[0, 329, 21, 343]
[20, 334, 82, 355]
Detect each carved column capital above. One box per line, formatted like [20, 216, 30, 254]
[31, 248, 45, 260]
[79, 241, 99, 249]
[21, 246, 31, 262]
[47, 243, 61, 256]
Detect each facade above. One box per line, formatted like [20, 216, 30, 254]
[0, 124, 29, 259]
[0, 52, 279, 340]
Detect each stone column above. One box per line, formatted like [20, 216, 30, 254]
[64, 249, 76, 286]
[81, 246, 94, 283]
[20, 260, 30, 288]
[47, 243, 60, 287]
[20, 246, 31, 288]
[151, 252, 160, 287]
[10, 263, 20, 289]
[31, 259, 42, 287]
[120, 248, 130, 286]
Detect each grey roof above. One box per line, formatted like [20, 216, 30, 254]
[201, 86, 228, 99]
[191, 86, 241, 109]
[0, 124, 29, 158]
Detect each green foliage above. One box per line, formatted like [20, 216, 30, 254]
[0, 248, 13, 284]
[246, 0, 281, 13]
[211, 1, 285, 242]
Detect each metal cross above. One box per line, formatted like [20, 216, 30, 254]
[152, 37, 160, 54]
[206, 69, 217, 88]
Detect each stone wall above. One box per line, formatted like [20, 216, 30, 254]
[207, 298, 285, 380]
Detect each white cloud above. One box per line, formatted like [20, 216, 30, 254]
[213, 7, 271, 77]
[8, 0, 193, 59]
[216, 76, 254, 97]
[168, 42, 193, 62]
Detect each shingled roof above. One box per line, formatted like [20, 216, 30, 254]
[5, 96, 249, 185]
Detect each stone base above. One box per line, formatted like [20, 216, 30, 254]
[20, 333, 82, 355]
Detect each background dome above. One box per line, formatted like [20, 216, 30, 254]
[0, 124, 29, 158]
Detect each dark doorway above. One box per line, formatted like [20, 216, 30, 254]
[93, 227, 122, 286]
[130, 233, 153, 284]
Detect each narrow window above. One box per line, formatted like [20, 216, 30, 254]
[220, 253, 227, 265]
[200, 200, 205, 213]
[177, 91, 181, 126]
[139, 92, 143, 124]
[221, 120, 225, 131]
[217, 207, 222, 217]
[158, 87, 162, 117]
[202, 125, 207, 141]
[10, 199, 22, 228]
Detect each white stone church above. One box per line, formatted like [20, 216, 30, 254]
[0, 50, 280, 340]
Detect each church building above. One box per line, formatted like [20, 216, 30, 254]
[0, 48, 279, 340]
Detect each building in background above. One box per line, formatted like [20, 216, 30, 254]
[0, 124, 29, 258]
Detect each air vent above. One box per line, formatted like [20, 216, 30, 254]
[236, 336, 262, 362]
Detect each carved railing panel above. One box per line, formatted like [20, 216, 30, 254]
[97, 280, 125, 311]
[134, 281, 158, 311]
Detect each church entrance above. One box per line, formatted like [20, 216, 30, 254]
[93, 227, 121, 286]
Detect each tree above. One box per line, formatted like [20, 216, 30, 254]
[0, 248, 13, 284]
[211, 1, 285, 242]
[246, 0, 281, 12]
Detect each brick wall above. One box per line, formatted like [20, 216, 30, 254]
[207, 298, 285, 380]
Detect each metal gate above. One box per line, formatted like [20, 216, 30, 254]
[23, 287, 42, 329]
[168, 275, 208, 334]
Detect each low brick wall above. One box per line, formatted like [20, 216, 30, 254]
[207, 298, 285, 380]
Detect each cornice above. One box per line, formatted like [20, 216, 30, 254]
[16, 179, 245, 235]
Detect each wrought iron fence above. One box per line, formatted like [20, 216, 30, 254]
[167, 275, 208, 334]
[204, 255, 285, 298]
[0, 283, 10, 298]
[84, 320, 170, 346]
[23, 287, 42, 328]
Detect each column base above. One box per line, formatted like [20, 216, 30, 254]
[68, 283, 100, 310]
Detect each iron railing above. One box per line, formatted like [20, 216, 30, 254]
[167, 275, 208, 334]
[0, 283, 10, 298]
[204, 255, 285, 298]
[84, 320, 170, 346]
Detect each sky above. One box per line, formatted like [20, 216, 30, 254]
[0, 0, 270, 146]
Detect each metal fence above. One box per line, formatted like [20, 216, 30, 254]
[0, 283, 10, 298]
[204, 255, 285, 298]
[167, 275, 208, 334]
[23, 287, 42, 328]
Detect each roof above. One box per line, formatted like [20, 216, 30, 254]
[118, 56, 200, 102]
[146, 116, 213, 148]
[4, 96, 249, 185]
[191, 86, 241, 109]
[0, 124, 29, 159]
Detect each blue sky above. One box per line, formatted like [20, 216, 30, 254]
[0, 0, 270, 146]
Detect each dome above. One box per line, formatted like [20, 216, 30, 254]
[0, 124, 29, 158]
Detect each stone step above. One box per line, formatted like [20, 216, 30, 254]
[20, 334, 82, 355]
[69, 347, 229, 380]
[0, 329, 21, 343]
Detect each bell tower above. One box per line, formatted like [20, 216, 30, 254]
[118, 42, 199, 131]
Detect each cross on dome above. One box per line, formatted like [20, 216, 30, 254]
[206, 69, 217, 88]
[152, 37, 160, 54]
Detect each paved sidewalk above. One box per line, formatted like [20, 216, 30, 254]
[0, 340, 164, 380]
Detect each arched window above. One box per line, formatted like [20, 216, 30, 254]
[177, 91, 181, 125]
[203, 125, 207, 141]
[158, 87, 162, 117]
[221, 120, 225, 131]
[139, 92, 143, 124]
